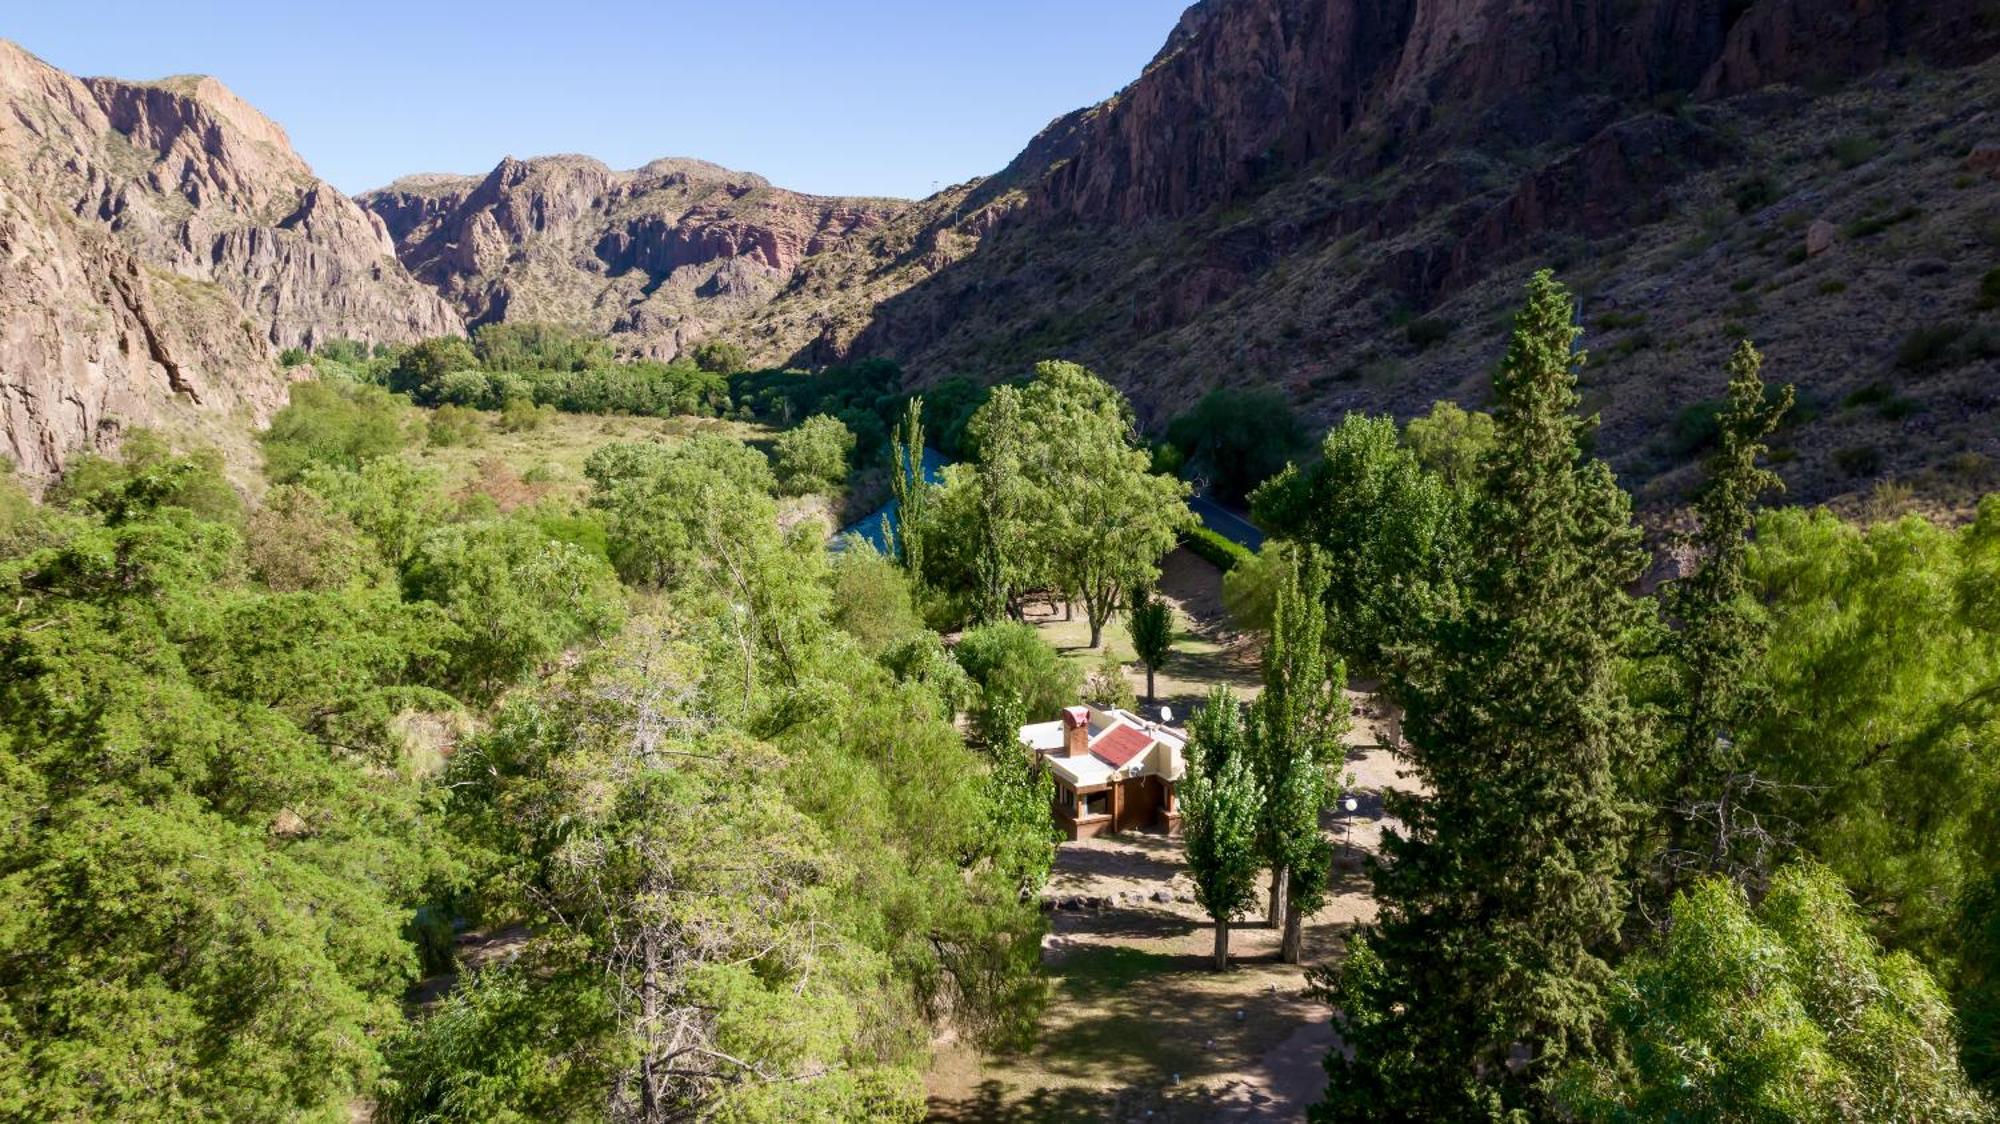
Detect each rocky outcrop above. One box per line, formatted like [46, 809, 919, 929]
[737, 0, 2000, 503]
[360, 155, 905, 359]
[0, 40, 460, 478]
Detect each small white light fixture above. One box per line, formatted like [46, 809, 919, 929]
[1159, 705, 1174, 724]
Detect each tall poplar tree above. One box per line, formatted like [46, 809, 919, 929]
[1249, 545, 1345, 954]
[1183, 704, 1264, 972]
[1658, 341, 1792, 890]
[889, 395, 930, 583]
[1318, 271, 1649, 1118]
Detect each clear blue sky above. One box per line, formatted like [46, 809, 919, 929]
[9, 0, 1191, 199]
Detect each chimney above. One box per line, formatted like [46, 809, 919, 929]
[1061, 706, 1090, 758]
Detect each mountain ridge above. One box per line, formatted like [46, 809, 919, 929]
[0, 39, 460, 478]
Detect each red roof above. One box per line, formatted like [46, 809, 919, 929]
[1090, 723, 1154, 768]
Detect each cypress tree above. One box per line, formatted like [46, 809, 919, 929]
[1318, 271, 1649, 1118]
[1659, 341, 1792, 888]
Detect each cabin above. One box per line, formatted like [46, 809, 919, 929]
[1019, 705, 1187, 840]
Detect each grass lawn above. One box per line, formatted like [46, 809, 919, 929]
[404, 411, 772, 500]
[1023, 546, 1263, 718]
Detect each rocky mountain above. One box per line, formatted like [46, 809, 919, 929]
[0, 41, 459, 478]
[359, 156, 905, 359]
[739, 0, 2000, 505]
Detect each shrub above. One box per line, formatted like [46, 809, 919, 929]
[426, 405, 484, 448]
[315, 338, 372, 366]
[1826, 134, 1879, 169]
[953, 621, 1080, 720]
[1819, 279, 1848, 295]
[1843, 206, 1921, 239]
[1404, 317, 1453, 350]
[1833, 444, 1883, 478]
[1666, 400, 1723, 458]
[1183, 526, 1254, 572]
[1081, 652, 1137, 711]
[1843, 381, 1894, 409]
[1896, 323, 1970, 373]
[1877, 396, 1919, 421]
[1979, 267, 2000, 311]
[497, 398, 552, 433]
[1729, 173, 1778, 214]
[278, 346, 309, 368]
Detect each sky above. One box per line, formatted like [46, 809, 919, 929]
[7, 0, 1191, 199]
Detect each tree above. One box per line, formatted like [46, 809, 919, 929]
[1557, 865, 1993, 1121]
[260, 380, 415, 482]
[1736, 503, 2000, 966]
[1320, 271, 1649, 1117]
[952, 620, 1082, 720]
[1186, 687, 1248, 778]
[402, 518, 626, 701]
[1252, 413, 1462, 669]
[1655, 341, 1793, 892]
[888, 396, 931, 583]
[1165, 386, 1308, 501]
[690, 338, 747, 375]
[1128, 585, 1175, 703]
[471, 321, 612, 372]
[969, 361, 1191, 648]
[1248, 546, 1346, 962]
[1181, 741, 1264, 971]
[1403, 399, 1497, 490]
[387, 335, 479, 404]
[771, 414, 855, 496]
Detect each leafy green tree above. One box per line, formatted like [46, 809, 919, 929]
[952, 620, 1081, 720]
[1403, 399, 1497, 490]
[771, 413, 855, 496]
[1128, 585, 1174, 703]
[971, 361, 1191, 648]
[1248, 546, 1346, 963]
[1738, 504, 2000, 965]
[420, 627, 926, 1121]
[1165, 386, 1308, 501]
[388, 335, 480, 405]
[0, 486, 459, 1119]
[1186, 687, 1249, 777]
[970, 689, 1059, 902]
[1655, 341, 1792, 891]
[691, 338, 747, 375]
[472, 321, 613, 372]
[1182, 745, 1265, 971]
[262, 380, 415, 482]
[828, 543, 925, 656]
[245, 483, 385, 592]
[1252, 413, 1462, 669]
[1320, 271, 1649, 1117]
[584, 435, 780, 590]
[1557, 865, 1993, 1122]
[403, 518, 625, 701]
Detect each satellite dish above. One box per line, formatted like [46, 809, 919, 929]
[1159, 706, 1174, 724]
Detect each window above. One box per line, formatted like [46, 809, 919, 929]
[1081, 790, 1110, 818]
